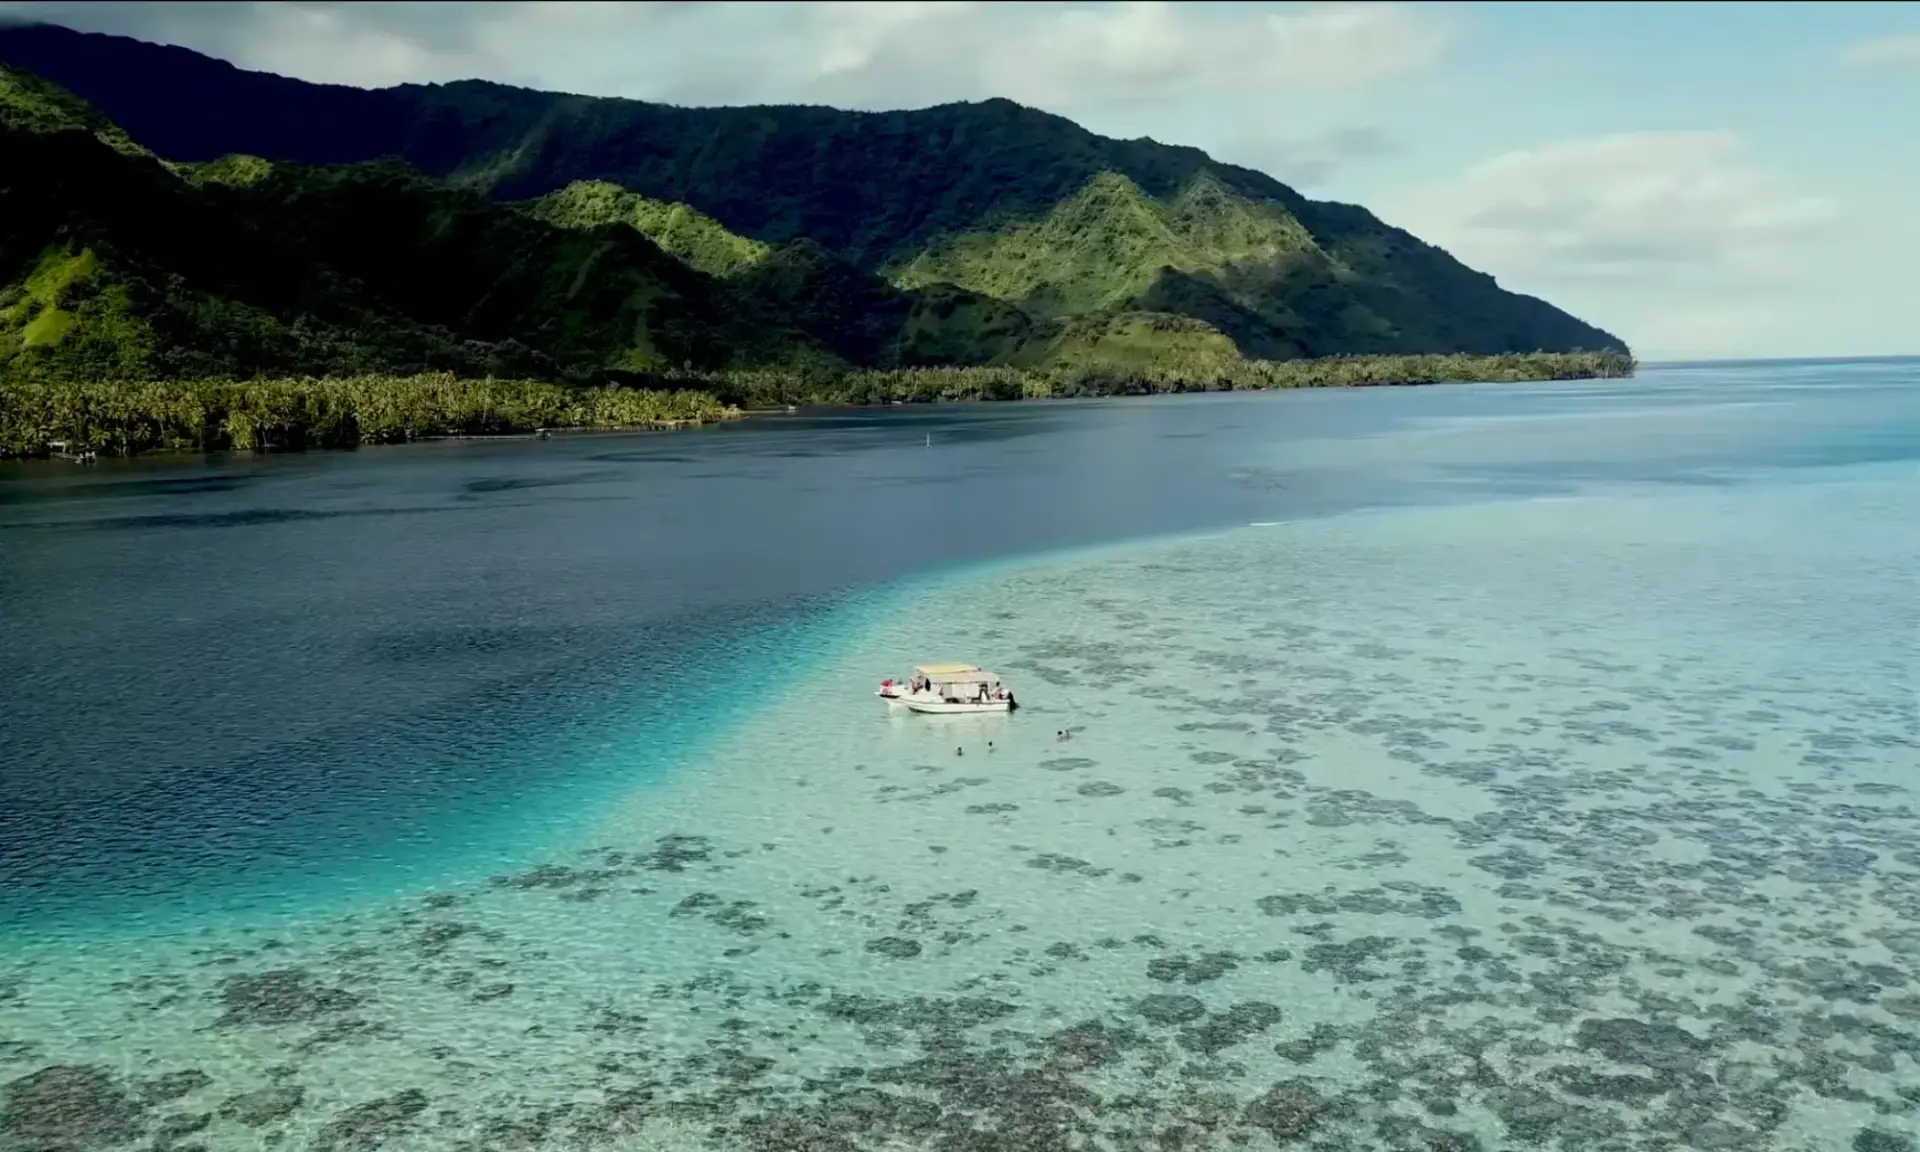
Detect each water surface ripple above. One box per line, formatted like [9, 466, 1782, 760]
[0, 359, 1915, 1151]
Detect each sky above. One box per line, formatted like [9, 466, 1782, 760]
[2, 0, 1917, 361]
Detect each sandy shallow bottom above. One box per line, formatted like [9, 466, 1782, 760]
[3, 470, 1917, 1152]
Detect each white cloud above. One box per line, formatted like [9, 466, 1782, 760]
[0, 1, 703, 87]
[0, 1, 1448, 101]
[1839, 33, 1920, 72]
[810, 2, 983, 79]
[982, 2, 1448, 107]
[1215, 125, 1399, 190]
[1374, 131, 1913, 359]
[1256, 2, 1451, 85]
[1400, 132, 1840, 284]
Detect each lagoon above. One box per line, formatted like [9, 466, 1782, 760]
[0, 359, 1915, 1150]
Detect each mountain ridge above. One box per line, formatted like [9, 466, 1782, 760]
[0, 75, 1262, 387]
[0, 20, 1628, 363]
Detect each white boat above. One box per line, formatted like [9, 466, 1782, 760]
[878, 662, 1018, 715]
[878, 662, 974, 705]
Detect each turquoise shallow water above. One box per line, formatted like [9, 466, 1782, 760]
[2, 362, 1918, 1151]
[0, 592, 888, 944]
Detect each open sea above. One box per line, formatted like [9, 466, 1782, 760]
[0, 359, 1915, 1151]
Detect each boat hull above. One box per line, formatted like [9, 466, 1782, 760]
[901, 697, 1012, 715]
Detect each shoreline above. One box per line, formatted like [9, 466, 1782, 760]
[1, 416, 743, 465]
[0, 352, 1635, 462]
[0, 378, 1517, 464]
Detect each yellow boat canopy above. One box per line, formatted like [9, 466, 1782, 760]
[916, 661, 984, 677]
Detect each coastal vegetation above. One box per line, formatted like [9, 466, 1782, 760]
[0, 351, 1632, 459]
[687, 349, 1637, 409]
[0, 374, 736, 457]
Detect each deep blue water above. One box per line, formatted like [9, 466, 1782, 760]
[2, 360, 1914, 928]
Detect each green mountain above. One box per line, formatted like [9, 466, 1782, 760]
[0, 54, 146, 158]
[0, 104, 767, 382]
[895, 171, 1319, 315]
[11, 65, 1049, 383]
[523, 181, 771, 279]
[520, 186, 1035, 368]
[0, 23, 1629, 373]
[1, 61, 1259, 387]
[892, 170, 1377, 360]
